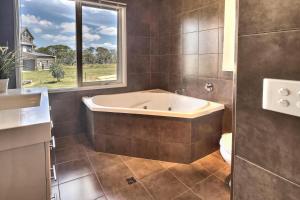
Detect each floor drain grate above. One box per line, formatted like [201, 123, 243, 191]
[126, 177, 137, 185]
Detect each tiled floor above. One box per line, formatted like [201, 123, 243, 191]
[51, 134, 231, 200]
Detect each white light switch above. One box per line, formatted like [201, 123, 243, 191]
[263, 78, 300, 117]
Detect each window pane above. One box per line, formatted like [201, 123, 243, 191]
[20, 0, 77, 89]
[82, 5, 118, 83]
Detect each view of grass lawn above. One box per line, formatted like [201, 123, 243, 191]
[22, 64, 117, 89]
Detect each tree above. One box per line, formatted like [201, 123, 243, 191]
[36, 45, 75, 65]
[95, 47, 112, 64]
[49, 62, 65, 82]
[83, 47, 96, 64]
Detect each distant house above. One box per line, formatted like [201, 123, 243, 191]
[21, 27, 55, 71]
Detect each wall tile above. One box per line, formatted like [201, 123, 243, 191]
[183, 32, 199, 54]
[239, 0, 300, 35]
[199, 29, 219, 54]
[235, 2, 300, 197]
[159, 34, 171, 55]
[234, 157, 300, 200]
[183, 10, 199, 33]
[199, 3, 219, 31]
[183, 55, 199, 77]
[170, 34, 183, 55]
[198, 54, 218, 78]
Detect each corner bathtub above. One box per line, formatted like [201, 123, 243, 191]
[83, 90, 225, 163]
[83, 89, 224, 118]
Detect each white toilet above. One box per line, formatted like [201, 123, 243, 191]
[220, 133, 232, 186]
[219, 133, 232, 165]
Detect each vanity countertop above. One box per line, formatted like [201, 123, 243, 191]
[0, 88, 51, 131]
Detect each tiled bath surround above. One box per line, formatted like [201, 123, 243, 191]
[86, 110, 223, 163]
[234, 0, 300, 199]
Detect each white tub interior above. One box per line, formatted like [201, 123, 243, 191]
[83, 90, 224, 119]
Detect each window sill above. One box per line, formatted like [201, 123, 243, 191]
[48, 82, 127, 93]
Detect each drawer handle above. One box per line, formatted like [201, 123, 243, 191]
[50, 136, 56, 150]
[51, 165, 57, 181]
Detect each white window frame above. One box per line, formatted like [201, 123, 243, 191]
[16, 0, 127, 92]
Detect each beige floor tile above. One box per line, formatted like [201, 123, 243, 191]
[125, 158, 164, 179]
[169, 163, 210, 187]
[192, 175, 230, 200]
[106, 183, 152, 200]
[174, 190, 202, 200]
[141, 170, 189, 200]
[97, 162, 135, 193]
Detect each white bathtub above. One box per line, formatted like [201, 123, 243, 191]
[82, 89, 224, 119]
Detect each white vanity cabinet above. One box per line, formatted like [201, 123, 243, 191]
[0, 88, 52, 200]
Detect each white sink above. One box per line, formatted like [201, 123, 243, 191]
[0, 93, 41, 111]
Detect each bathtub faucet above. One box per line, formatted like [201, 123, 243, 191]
[175, 88, 186, 95]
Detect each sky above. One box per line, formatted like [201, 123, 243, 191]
[20, 0, 118, 50]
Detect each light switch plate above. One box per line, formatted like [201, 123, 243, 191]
[263, 79, 300, 117]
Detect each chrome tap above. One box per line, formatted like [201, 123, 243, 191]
[175, 88, 186, 95]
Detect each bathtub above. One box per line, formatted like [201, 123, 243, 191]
[82, 89, 224, 119]
[83, 89, 225, 163]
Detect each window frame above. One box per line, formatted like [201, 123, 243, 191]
[17, 0, 127, 92]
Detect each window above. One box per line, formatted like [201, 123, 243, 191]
[18, 0, 127, 91]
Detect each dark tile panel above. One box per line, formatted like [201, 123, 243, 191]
[218, 0, 225, 28]
[158, 55, 170, 73]
[169, 55, 182, 76]
[191, 110, 223, 142]
[160, 118, 191, 143]
[198, 54, 218, 78]
[97, 134, 132, 156]
[150, 72, 169, 90]
[199, 29, 219, 54]
[59, 174, 104, 200]
[159, 142, 191, 163]
[127, 36, 150, 56]
[56, 158, 93, 184]
[233, 157, 300, 200]
[183, 10, 199, 33]
[170, 34, 183, 55]
[88, 111, 223, 163]
[52, 120, 83, 138]
[132, 116, 161, 142]
[55, 145, 86, 164]
[170, 14, 183, 34]
[236, 30, 300, 184]
[183, 0, 203, 12]
[239, 0, 300, 35]
[168, 73, 183, 93]
[159, 34, 171, 55]
[198, 3, 219, 31]
[131, 139, 160, 160]
[183, 32, 199, 54]
[183, 55, 199, 77]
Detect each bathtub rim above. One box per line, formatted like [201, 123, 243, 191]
[82, 89, 225, 119]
